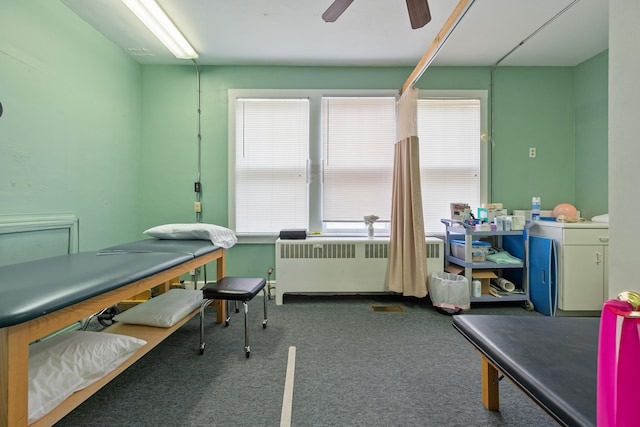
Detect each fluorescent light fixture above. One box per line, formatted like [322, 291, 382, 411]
[121, 0, 198, 59]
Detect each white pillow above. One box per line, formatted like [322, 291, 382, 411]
[113, 289, 203, 328]
[143, 223, 237, 248]
[29, 331, 146, 424]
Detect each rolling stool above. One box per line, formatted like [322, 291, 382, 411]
[199, 277, 267, 358]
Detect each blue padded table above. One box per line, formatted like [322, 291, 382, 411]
[452, 315, 599, 427]
[0, 251, 191, 328]
[99, 239, 223, 295]
[99, 239, 227, 324]
[0, 240, 225, 427]
[100, 238, 220, 258]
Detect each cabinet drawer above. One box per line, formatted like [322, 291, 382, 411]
[563, 228, 609, 245]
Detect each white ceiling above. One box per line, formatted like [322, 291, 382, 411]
[61, 0, 608, 68]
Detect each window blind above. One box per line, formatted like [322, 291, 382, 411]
[235, 98, 309, 233]
[417, 98, 481, 233]
[322, 97, 397, 222]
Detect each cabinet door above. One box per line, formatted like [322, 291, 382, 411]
[561, 245, 605, 310]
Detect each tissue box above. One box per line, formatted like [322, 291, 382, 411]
[477, 207, 489, 222]
[510, 215, 526, 231]
[480, 208, 507, 222]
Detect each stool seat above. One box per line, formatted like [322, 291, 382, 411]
[202, 277, 266, 301]
[199, 276, 268, 358]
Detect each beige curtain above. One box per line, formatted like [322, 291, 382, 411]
[388, 87, 428, 297]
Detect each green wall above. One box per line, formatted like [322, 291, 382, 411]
[574, 51, 609, 218]
[491, 67, 576, 211]
[0, 0, 143, 251]
[1, 1, 609, 277]
[139, 63, 607, 277]
[139, 65, 420, 277]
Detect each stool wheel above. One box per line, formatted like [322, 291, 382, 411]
[224, 318, 230, 327]
[262, 320, 268, 329]
[199, 343, 205, 355]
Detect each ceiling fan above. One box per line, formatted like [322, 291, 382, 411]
[322, 0, 432, 29]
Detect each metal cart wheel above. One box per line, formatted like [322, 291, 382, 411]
[524, 300, 535, 312]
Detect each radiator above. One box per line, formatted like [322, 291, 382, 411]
[275, 237, 444, 305]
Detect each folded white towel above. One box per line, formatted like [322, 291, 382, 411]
[591, 214, 609, 223]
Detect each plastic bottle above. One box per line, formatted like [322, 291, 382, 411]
[532, 197, 541, 221]
[472, 279, 482, 298]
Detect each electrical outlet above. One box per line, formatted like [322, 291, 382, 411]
[194, 201, 201, 212]
[529, 147, 536, 158]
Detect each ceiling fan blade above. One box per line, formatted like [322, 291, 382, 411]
[406, 0, 432, 29]
[322, 0, 355, 22]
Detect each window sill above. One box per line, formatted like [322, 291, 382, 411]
[236, 232, 391, 244]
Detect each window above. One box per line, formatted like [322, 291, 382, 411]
[417, 92, 487, 234]
[233, 98, 309, 234]
[322, 97, 396, 225]
[228, 89, 487, 242]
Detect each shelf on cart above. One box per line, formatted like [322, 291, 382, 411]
[471, 293, 529, 303]
[445, 255, 524, 269]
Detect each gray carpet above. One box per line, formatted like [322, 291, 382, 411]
[55, 295, 558, 426]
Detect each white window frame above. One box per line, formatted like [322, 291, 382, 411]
[228, 89, 488, 243]
[228, 89, 398, 243]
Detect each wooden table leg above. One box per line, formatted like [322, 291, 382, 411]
[1, 323, 30, 427]
[480, 353, 500, 411]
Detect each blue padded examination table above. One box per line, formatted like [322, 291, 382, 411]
[453, 315, 598, 427]
[0, 251, 192, 328]
[95, 239, 223, 325]
[0, 239, 225, 427]
[100, 238, 220, 258]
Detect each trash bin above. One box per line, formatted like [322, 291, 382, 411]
[429, 272, 470, 314]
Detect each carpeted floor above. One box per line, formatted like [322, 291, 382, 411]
[55, 294, 558, 426]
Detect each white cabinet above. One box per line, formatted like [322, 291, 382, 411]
[530, 221, 608, 311]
